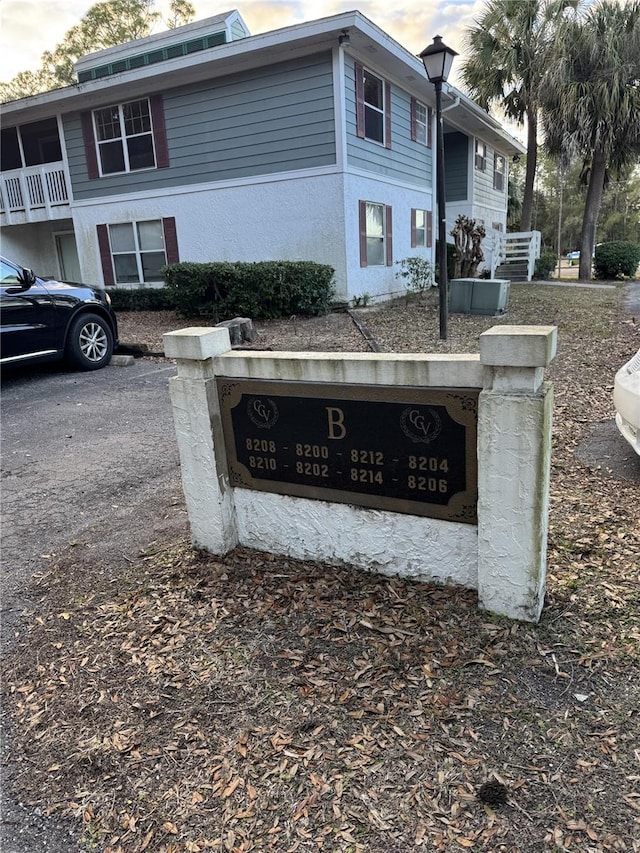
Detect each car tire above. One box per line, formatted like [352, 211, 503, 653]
[65, 312, 114, 370]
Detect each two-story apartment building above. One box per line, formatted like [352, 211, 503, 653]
[0, 9, 525, 303]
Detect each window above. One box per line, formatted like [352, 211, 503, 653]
[411, 209, 432, 248]
[493, 153, 506, 191]
[1, 119, 62, 171]
[93, 99, 156, 175]
[109, 221, 166, 283]
[363, 71, 384, 143]
[411, 99, 432, 147]
[355, 64, 391, 148]
[96, 218, 179, 285]
[82, 95, 169, 180]
[475, 140, 487, 171]
[359, 201, 392, 267]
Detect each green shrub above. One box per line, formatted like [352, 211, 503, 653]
[593, 241, 640, 280]
[434, 242, 456, 282]
[534, 250, 557, 280]
[395, 257, 435, 296]
[163, 261, 335, 320]
[106, 287, 173, 311]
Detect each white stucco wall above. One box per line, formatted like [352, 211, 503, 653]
[343, 172, 435, 302]
[71, 170, 350, 296]
[234, 490, 478, 586]
[71, 167, 439, 304]
[1, 219, 74, 279]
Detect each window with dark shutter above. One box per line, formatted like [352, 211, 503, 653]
[385, 205, 393, 265]
[96, 224, 115, 285]
[359, 201, 391, 266]
[88, 96, 169, 176]
[355, 65, 390, 147]
[97, 219, 173, 284]
[150, 95, 170, 169]
[411, 99, 431, 148]
[162, 217, 179, 264]
[81, 112, 99, 180]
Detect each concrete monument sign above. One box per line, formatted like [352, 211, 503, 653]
[164, 325, 557, 622]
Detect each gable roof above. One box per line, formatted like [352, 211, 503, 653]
[74, 9, 250, 82]
[1, 8, 525, 156]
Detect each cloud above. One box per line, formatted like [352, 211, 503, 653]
[0, 0, 487, 83]
[0, 0, 94, 76]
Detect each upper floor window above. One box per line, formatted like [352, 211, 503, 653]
[364, 71, 384, 143]
[94, 99, 156, 175]
[475, 140, 487, 172]
[493, 153, 506, 191]
[411, 99, 432, 147]
[359, 201, 392, 267]
[355, 64, 391, 148]
[82, 95, 169, 180]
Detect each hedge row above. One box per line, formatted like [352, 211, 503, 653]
[594, 241, 640, 280]
[106, 287, 173, 312]
[163, 261, 335, 320]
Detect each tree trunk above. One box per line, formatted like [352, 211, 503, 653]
[520, 107, 538, 233]
[578, 147, 607, 281]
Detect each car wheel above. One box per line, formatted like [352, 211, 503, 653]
[66, 312, 113, 370]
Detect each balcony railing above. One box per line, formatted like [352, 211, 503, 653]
[0, 163, 71, 223]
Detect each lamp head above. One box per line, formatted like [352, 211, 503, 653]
[420, 35, 458, 84]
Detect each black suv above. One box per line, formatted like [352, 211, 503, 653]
[0, 256, 118, 371]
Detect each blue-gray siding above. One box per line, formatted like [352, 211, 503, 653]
[344, 57, 433, 188]
[444, 132, 468, 202]
[65, 53, 336, 200]
[473, 146, 507, 209]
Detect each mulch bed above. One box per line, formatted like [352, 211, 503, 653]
[3, 284, 639, 852]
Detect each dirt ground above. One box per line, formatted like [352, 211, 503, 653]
[2, 283, 639, 853]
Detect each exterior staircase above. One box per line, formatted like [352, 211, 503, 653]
[494, 260, 530, 282]
[486, 230, 542, 282]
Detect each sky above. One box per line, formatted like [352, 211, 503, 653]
[0, 0, 489, 87]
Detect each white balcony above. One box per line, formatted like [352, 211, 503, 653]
[0, 163, 72, 225]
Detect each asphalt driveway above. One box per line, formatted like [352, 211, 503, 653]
[1, 358, 186, 853]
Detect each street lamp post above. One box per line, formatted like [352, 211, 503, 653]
[420, 35, 458, 341]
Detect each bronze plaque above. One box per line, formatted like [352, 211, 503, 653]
[217, 378, 478, 524]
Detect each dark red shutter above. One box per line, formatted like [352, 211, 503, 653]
[410, 98, 417, 142]
[81, 111, 99, 180]
[359, 200, 368, 267]
[355, 64, 365, 139]
[427, 107, 433, 148]
[162, 217, 179, 264]
[384, 81, 391, 149]
[385, 205, 393, 266]
[150, 94, 169, 169]
[96, 224, 114, 286]
[410, 208, 417, 248]
[427, 210, 433, 247]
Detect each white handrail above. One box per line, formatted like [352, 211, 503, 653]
[0, 163, 70, 222]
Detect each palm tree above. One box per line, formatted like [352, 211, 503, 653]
[461, 0, 581, 232]
[542, 0, 640, 280]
